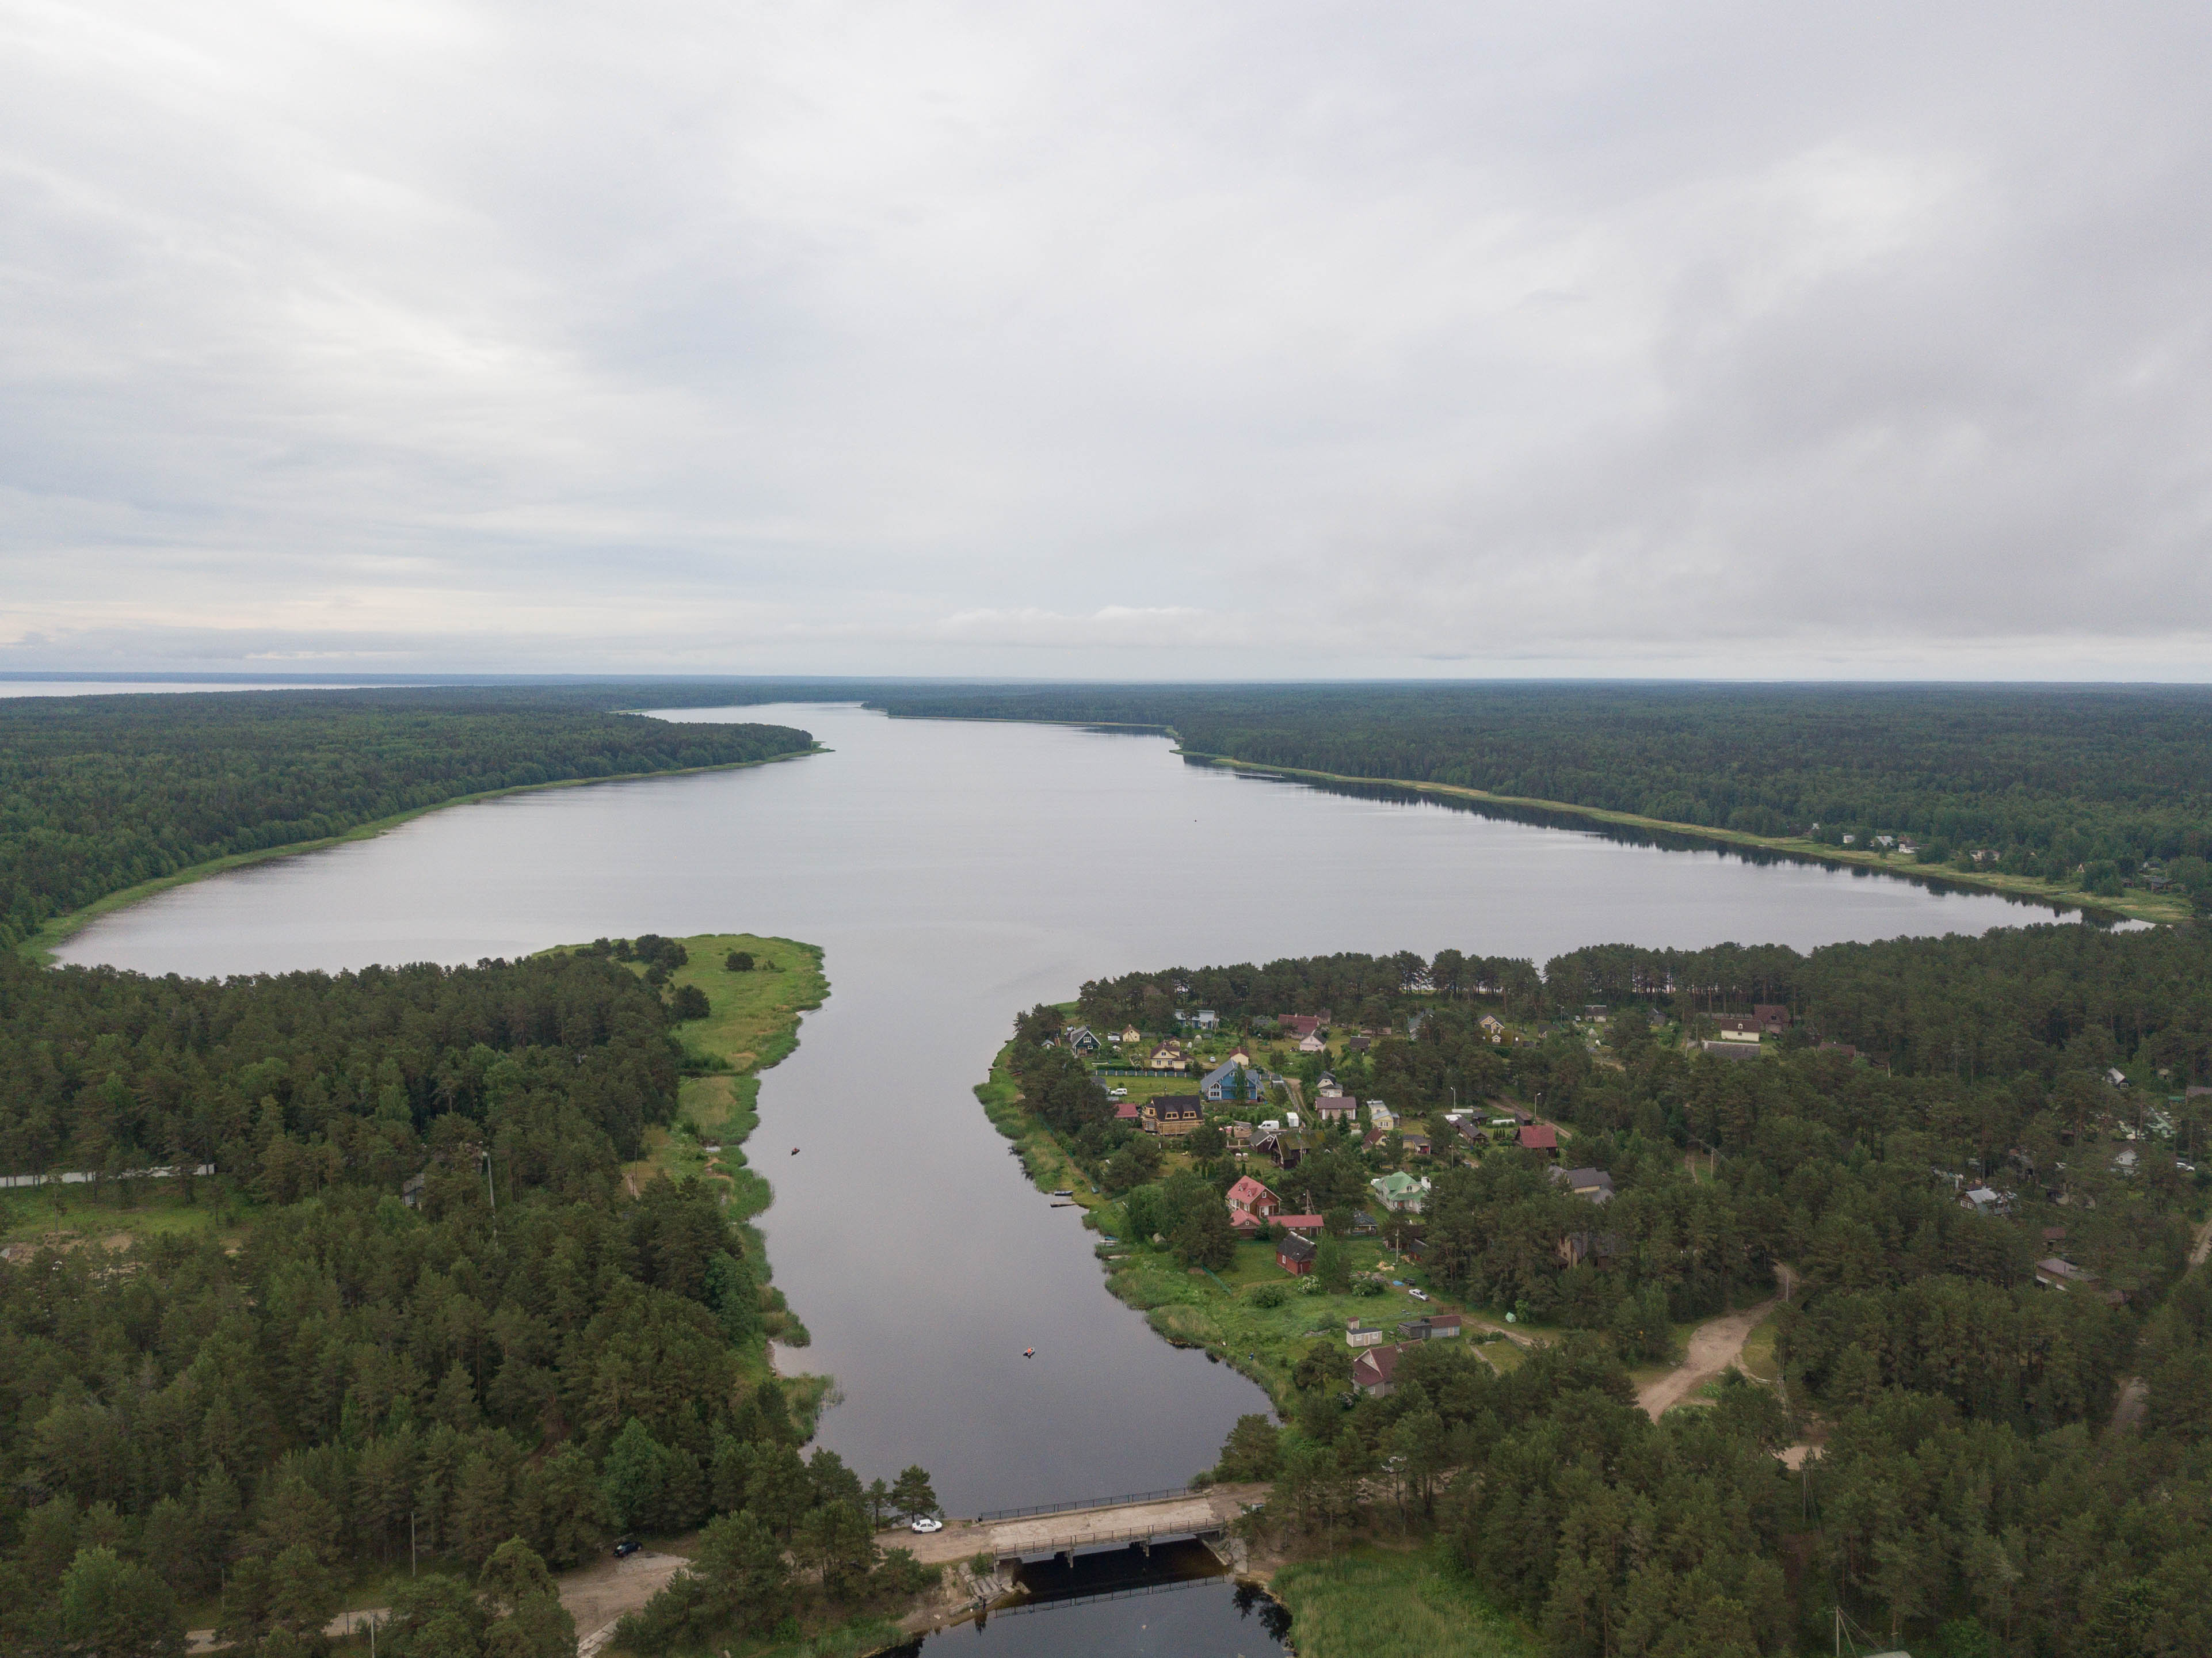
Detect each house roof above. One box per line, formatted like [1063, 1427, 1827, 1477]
[1351, 1344, 1402, 1388]
[1276, 1232, 1317, 1261]
[1553, 1166, 1614, 1192]
[1115, 1100, 1140, 1119]
[1227, 1175, 1277, 1208]
[2038, 1256, 2093, 1282]
[1275, 1213, 1325, 1232]
[1519, 1125, 1558, 1150]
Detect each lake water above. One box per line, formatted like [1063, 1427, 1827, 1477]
[58, 702, 2052, 1517]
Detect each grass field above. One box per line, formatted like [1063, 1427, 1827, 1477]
[0, 1180, 242, 1252]
[1272, 1541, 1539, 1658]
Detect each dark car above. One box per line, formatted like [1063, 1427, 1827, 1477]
[613, 1539, 642, 1558]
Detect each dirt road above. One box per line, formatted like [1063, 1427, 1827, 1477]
[187, 1548, 692, 1657]
[1637, 1300, 1776, 1419]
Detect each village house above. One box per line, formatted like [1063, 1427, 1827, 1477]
[1700, 1040, 1764, 1061]
[1346, 1035, 1372, 1053]
[1298, 1031, 1328, 1054]
[1351, 1343, 1404, 1396]
[1478, 1013, 1505, 1040]
[1279, 1013, 1325, 1039]
[1139, 1095, 1204, 1136]
[1519, 1124, 1559, 1157]
[1119, 1026, 1142, 1045]
[1317, 1097, 1359, 1125]
[1176, 1008, 1221, 1030]
[1276, 1231, 1317, 1276]
[1367, 1103, 1396, 1133]
[2035, 1256, 2096, 1291]
[1371, 1171, 1431, 1212]
[1397, 1313, 1463, 1342]
[1226, 1121, 1255, 1149]
[1315, 1074, 1344, 1097]
[1200, 1059, 1258, 1102]
[1399, 1130, 1432, 1158]
[1115, 1100, 1141, 1124]
[1712, 1016, 1764, 1043]
[1558, 1230, 1624, 1268]
[1253, 1127, 1309, 1169]
[1753, 1004, 1792, 1034]
[1275, 1213, 1325, 1237]
[1550, 1166, 1614, 1203]
[1147, 1042, 1188, 1070]
[1226, 1174, 1281, 1222]
[1229, 1046, 1253, 1065]
[1065, 1024, 1100, 1053]
[1345, 1317, 1384, 1348]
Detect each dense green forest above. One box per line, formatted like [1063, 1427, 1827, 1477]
[0, 950, 930, 1657]
[0, 689, 815, 952]
[1045, 924, 2212, 1655]
[861, 682, 2212, 905]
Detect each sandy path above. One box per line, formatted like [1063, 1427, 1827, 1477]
[1637, 1300, 1776, 1419]
[186, 1548, 692, 1656]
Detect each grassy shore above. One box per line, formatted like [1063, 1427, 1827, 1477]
[16, 746, 823, 965]
[1271, 1541, 1539, 1658]
[546, 932, 830, 1415]
[1182, 750, 2190, 926]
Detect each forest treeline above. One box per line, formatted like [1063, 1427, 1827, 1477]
[0, 950, 932, 1656]
[1059, 924, 2212, 1654]
[862, 682, 2212, 902]
[0, 689, 815, 951]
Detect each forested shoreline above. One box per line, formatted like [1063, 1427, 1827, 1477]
[859, 683, 2212, 912]
[0, 941, 936, 1657]
[1013, 923, 2212, 1655]
[0, 689, 816, 954]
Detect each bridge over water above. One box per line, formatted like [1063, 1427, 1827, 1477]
[880, 1482, 1269, 1570]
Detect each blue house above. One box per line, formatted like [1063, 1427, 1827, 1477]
[1201, 1059, 1256, 1102]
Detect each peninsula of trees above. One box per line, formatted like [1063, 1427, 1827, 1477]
[0, 935, 937, 1656]
[0, 688, 816, 955]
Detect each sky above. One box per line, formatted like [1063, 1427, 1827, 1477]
[3, 3, 2210, 680]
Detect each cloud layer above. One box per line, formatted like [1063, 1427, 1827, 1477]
[4, 2, 2209, 676]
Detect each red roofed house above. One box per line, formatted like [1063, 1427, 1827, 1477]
[1519, 1124, 1559, 1157]
[1274, 1214, 1325, 1237]
[1280, 1015, 1322, 1039]
[1226, 1175, 1281, 1224]
[1351, 1343, 1404, 1396]
[1115, 1100, 1141, 1122]
[1275, 1232, 1317, 1275]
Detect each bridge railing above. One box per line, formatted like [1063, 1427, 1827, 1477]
[976, 1487, 1195, 1523]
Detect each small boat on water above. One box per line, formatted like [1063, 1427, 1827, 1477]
[1023, 1348, 1035, 1358]
[1051, 1189, 1073, 1196]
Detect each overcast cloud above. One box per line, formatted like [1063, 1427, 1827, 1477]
[3, 2, 2209, 677]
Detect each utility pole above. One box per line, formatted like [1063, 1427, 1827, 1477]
[410, 1512, 417, 1577]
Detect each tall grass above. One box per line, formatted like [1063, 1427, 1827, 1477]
[1272, 1542, 1538, 1658]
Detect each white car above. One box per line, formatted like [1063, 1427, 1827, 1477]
[1407, 1287, 1429, 1301]
[910, 1516, 944, 1534]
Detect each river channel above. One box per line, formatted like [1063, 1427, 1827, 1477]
[59, 703, 2050, 1524]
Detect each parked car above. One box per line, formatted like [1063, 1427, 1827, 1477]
[613, 1539, 642, 1558]
[1407, 1287, 1429, 1301]
[910, 1516, 944, 1534]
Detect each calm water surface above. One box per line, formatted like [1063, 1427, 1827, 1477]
[61, 704, 2048, 1512]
